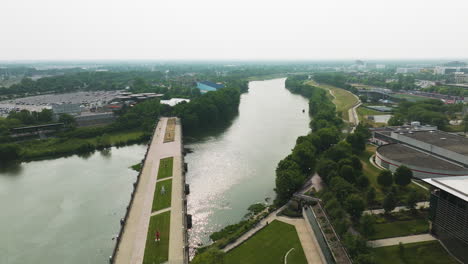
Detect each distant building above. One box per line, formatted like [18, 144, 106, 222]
[52, 103, 81, 116]
[75, 112, 116, 127]
[160, 98, 190, 107]
[196, 81, 224, 92]
[434, 66, 468, 75]
[454, 72, 468, 84]
[424, 176, 468, 263]
[396, 68, 422, 74]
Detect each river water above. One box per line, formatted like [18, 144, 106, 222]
[0, 78, 310, 263]
[0, 145, 146, 264]
[186, 78, 311, 250]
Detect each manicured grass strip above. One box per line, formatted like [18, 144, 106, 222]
[157, 157, 173, 179]
[152, 179, 172, 212]
[372, 241, 458, 264]
[369, 219, 429, 240]
[224, 220, 308, 264]
[143, 211, 171, 264]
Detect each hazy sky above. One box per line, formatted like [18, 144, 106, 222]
[2, 0, 468, 60]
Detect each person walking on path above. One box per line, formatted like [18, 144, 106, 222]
[155, 231, 160, 242]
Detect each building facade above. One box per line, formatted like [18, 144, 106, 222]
[424, 177, 468, 263]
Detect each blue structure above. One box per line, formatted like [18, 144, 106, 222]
[196, 81, 224, 92]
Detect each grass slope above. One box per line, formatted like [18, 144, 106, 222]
[306, 80, 359, 121]
[152, 179, 172, 212]
[224, 220, 308, 264]
[143, 211, 171, 264]
[157, 157, 173, 179]
[372, 241, 458, 264]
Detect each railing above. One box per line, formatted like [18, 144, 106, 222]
[303, 206, 335, 264]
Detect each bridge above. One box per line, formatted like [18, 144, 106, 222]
[112, 117, 189, 264]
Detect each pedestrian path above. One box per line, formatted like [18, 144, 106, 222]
[364, 202, 429, 215]
[368, 234, 436, 248]
[276, 216, 324, 264]
[150, 207, 171, 217]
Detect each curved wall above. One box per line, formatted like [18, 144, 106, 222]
[375, 150, 468, 179]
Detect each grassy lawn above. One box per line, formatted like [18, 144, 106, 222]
[306, 80, 359, 121]
[224, 220, 308, 264]
[372, 241, 458, 264]
[359, 145, 428, 205]
[369, 211, 429, 240]
[152, 179, 172, 212]
[143, 211, 171, 264]
[157, 157, 173, 179]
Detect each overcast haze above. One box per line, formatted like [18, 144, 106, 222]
[2, 0, 468, 60]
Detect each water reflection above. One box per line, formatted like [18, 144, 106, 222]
[186, 78, 311, 254]
[0, 162, 23, 176]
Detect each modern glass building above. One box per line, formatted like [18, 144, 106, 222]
[424, 176, 468, 263]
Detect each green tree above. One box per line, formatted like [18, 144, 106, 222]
[366, 187, 376, 205]
[191, 248, 225, 264]
[394, 166, 412, 187]
[357, 175, 370, 189]
[0, 143, 22, 162]
[406, 190, 419, 213]
[377, 170, 393, 189]
[330, 176, 357, 203]
[59, 114, 76, 128]
[360, 214, 376, 238]
[316, 159, 338, 184]
[383, 192, 397, 214]
[340, 165, 356, 183]
[345, 194, 366, 219]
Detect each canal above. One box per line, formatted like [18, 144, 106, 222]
[0, 78, 310, 263]
[186, 78, 311, 250]
[0, 145, 146, 264]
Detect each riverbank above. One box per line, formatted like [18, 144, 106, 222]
[18, 130, 148, 162]
[306, 80, 360, 122]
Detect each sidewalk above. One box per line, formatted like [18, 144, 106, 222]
[368, 234, 436, 248]
[364, 202, 429, 215]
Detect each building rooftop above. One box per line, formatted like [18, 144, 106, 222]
[403, 130, 468, 156]
[424, 176, 468, 202]
[377, 143, 467, 171]
[197, 81, 225, 89]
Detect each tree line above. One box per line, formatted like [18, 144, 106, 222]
[388, 99, 463, 129]
[278, 75, 398, 263]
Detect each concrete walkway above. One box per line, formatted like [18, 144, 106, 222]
[277, 216, 324, 264]
[368, 234, 436, 248]
[364, 202, 429, 215]
[114, 117, 186, 264]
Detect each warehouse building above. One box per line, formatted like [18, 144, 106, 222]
[196, 81, 224, 92]
[372, 124, 468, 178]
[424, 176, 468, 263]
